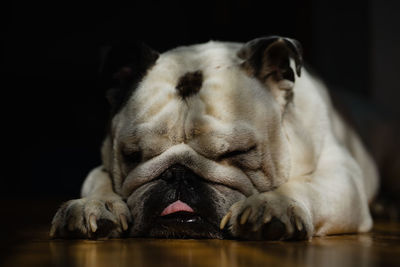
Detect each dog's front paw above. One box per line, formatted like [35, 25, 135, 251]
[221, 191, 313, 240]
[50, 197, 132, 239]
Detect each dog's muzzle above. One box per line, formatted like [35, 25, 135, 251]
[139, 163, 224, 238]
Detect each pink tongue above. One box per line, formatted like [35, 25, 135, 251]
[160, 200, 194, 216]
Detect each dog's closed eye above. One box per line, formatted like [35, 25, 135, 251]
[218, 145, 257, 160]
[122, 149, 142, 165]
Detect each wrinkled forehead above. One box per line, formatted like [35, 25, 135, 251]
[139, 42, 244, 94]
[124, 41, 273, 113]
[113, 40, 279, 143]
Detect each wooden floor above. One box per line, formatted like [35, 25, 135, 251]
[2, 200, 400, 267]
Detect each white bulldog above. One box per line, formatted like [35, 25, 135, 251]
[50, 36, 378, 240]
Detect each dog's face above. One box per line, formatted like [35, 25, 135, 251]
[101, 37, 303, 238]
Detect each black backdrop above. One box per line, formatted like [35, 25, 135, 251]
[5, 1, 400, 199]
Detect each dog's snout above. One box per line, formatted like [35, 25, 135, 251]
[160, 164, 198, 184]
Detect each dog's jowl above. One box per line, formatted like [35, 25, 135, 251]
[50, 36, 378, 240]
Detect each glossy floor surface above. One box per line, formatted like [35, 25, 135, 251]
[2, 200, 400, 267]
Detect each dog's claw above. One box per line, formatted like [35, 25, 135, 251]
[263, 213, 272, 224]
[49, 225, 56, 238]
[120, 214, 128, 231]
[295, 216, 303, 231]
[220, 211, 232, 230]
[240, 207, 252, 225]
[89, 214, 97, 232]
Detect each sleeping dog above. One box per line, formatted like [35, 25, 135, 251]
[50, 36, 378, 240]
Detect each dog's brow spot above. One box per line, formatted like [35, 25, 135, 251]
[176, 71, 203, 98]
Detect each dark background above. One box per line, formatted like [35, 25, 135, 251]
[5, 1, 400, 200]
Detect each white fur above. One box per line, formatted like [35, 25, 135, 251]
[52, 40, 378, 239]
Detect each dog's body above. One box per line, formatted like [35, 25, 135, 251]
[50, 37, 378, 240]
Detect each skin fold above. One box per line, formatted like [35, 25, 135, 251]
[50, 37, 378, 240]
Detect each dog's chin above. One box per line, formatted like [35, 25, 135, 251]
[145, 211, 224, 239]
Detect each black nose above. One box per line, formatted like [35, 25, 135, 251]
[160, 164, 198, 185]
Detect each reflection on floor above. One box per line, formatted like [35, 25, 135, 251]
[2, 221, 400, 267]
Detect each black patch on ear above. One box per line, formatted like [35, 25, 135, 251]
[100, 42, 159, 115]
[176, 71, 203, 98]
[238, 36, 303, 82]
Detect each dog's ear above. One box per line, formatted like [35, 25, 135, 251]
[99, 41, 159, 114]
[238, 36, 303, 109]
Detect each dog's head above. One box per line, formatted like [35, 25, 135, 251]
[100, 36, 303, 238]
